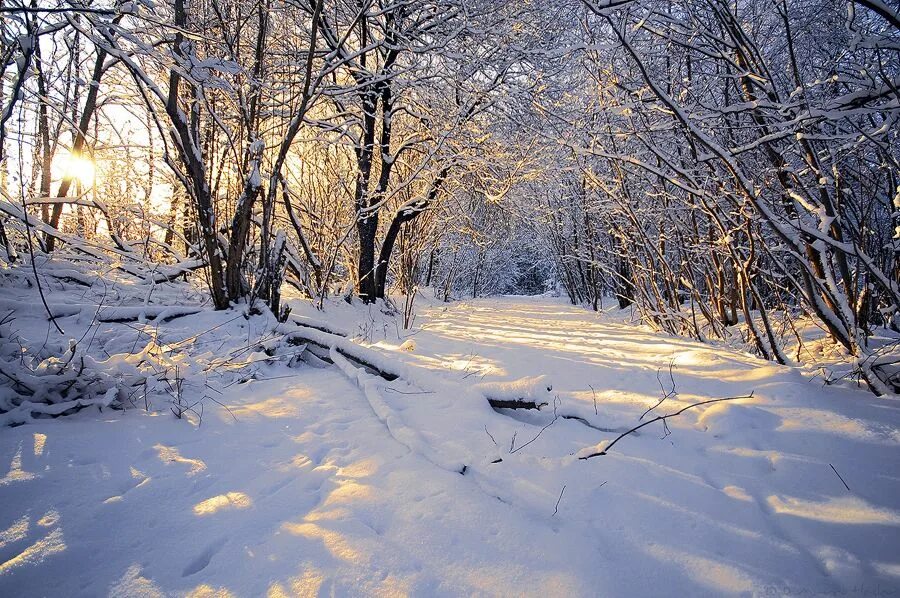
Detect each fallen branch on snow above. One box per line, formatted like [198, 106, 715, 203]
[577, 392, 755, 460]
[285, 325, 550, 410]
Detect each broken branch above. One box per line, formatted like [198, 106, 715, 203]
[579, 392, 754, 460]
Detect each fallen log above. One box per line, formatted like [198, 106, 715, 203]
[282, 323, 545, 410]
[288, 335, 398, 381]
[488, 398, 546, 410]
[289, 314, 349, 338]
[94, 305, 203, 323]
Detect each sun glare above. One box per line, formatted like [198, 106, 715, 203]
[65, 156, 96, 188]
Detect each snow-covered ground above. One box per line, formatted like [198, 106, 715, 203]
[2, 291, 900, 596]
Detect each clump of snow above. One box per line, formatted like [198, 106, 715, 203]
[576, 439, 610, 459]
[474, 374, 553, 400]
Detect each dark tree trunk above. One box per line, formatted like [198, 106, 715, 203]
[225, 179, 261, 301]
[616, 258, 634, 309]
[168, 0, 229, 309]
[374, 199, 428, 299]
[425, 248, 436, 287]
[354, 85, 378, 303]
[34, 41, 53, 233]
[357, 214, 378, 302]
[372, 166, 448, 299]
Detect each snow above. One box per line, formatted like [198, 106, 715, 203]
[1, 287, 900, 596]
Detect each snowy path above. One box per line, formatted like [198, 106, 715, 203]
[2, 296, 900, 596]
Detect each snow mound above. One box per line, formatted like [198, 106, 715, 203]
[474, 375, 553, 401]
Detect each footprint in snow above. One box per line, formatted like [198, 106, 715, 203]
[262, 477, 294, 497]
[181, 537, 227, 577]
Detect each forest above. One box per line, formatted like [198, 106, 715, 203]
[0, 0, 899, 595]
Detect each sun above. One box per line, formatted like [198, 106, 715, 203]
[65, 156, 96, 188]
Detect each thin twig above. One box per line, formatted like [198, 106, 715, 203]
[829, 463, 851, 492]
[579, 392, 754, 460]
[511, 396, 560, 454]
[484, 425, 497, 446]
[382, 387, 434, 395]
[641, 360, 677, 420]
[552, 484, 566, 516]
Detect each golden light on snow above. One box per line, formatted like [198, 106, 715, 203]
[185, 584, 237, 598]
[644, 544, 756, 593]
[36, 510, 59, 527]
[33, 433, 46, 457]
[108, 564, 165, 596]
[0, 527, 66, 576]
[322, 481, 373, 507]
[105, 468, 151, 504]
[154, 444, 207, 476]
[767, 495, 900, 525]
[266, 568, 325, 598]
[193, 492, 253, 516]
[276, 453, 313, 472]
[0, 443, 35, 485]
[281, 522, 362, 562]
[0, 515, 30, 549]
[64, 155, 96, 188]
[722, 485, 753, 502]
[230, 395, 303, 419]
[337, 457, 379, 478]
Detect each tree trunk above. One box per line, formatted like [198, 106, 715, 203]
[374, 198, 431, 299]
[168, 0, 228, 309]
[357, 214, 378, 303]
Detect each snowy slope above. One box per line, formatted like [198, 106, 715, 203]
[2, 292, 900, 597]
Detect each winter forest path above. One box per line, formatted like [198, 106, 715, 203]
[1, 296, 900, 596]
